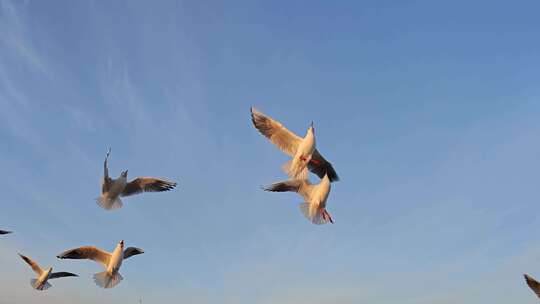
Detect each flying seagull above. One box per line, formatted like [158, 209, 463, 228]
[262, 174, 334, 225]
[525, 274, 540, 299]
[250, 107, 339, 182]
[19, 253, 78, 291]
[97, 148, 177, 210]
[0, 230, 12, 235]
[57, 240, 144, 289]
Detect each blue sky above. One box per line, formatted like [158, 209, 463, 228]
[1, 0, 540, 302]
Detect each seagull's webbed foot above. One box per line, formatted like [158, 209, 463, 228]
[322, 209, 334, 224]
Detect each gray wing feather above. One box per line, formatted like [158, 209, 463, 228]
[262, 180, 303, 193]
[262, 179, 315, 201]
[102, 148, 112, 193]
[123, 247, 144, 259]
[309, 150, 339, 182]
[18, 254, 43, 275]
[251, 107, 302, 156]
[121, 178, 177, 197]
[49, 272, 78, 279]
[56, 246, 111, 267]
[525, 274, 540, 298]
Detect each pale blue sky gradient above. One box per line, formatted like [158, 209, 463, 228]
[1, 0, 540, 303]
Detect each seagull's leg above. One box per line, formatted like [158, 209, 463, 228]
[322, 209, 334, 224]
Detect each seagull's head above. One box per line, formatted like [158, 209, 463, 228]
[121, 170, 128, 178]
[119, 240, 125, 248]
[307, 121, 315, 136]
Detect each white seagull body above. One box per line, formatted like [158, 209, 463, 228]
[98, 148, 177, 210]
[251, 107, 339, 182]
[19, 254, 78, 291]
[263, 174, 334, 225]
[57, 240, 144, 289]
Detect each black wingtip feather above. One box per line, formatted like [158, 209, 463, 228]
[262, 182, 296, 193]
[148, 180, 177, 192]
[18, 253, 29, 262]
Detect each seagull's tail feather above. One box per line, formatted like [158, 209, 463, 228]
[283, 158, 308, 180]
[299, 202, 329, 225]
[30, 279, 51, 291]
[93, 271, 123, 289]
[96, 196, 123, 211]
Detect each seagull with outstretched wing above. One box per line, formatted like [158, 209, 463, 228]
[251, 107, 339, 182]
[97, 148, 177, 210]
[262, 174, 334, 225]
[57, 240, 144, 289]
[19, 253, 78, 291]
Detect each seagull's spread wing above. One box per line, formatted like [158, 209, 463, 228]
[102, 148, 112, 193]
[49, 272, 78, 279]
[0, 230, 12, 235]
[525, 274, 540, 298]
[57, 246, 111, 268]
[121, 177, 177, 197]
[262, 179, 316, 201]
[123, 247, 144, 259]
[251, 108, 339, 181]
[19, 254, 43, 275]
[263, 179, 303, 193]
[251, 107, 302, 156]
[309, 150, 339, 182]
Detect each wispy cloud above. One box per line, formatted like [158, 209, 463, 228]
[101, 62, 151, 127]
[0, 0, 53, 149]
[0, 0, 49, 74]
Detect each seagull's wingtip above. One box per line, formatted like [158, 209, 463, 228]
[250, 106, 261, 115]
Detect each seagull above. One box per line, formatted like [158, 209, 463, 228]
[251, 107, 339, 182]
[0, 230, 12, 235]
[97, 148, 178, 210]
[18, 253, 78, 291]
[262, 174, 334, 225]
[525, 274, 540, 299]
[57, 240, 144, 289]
